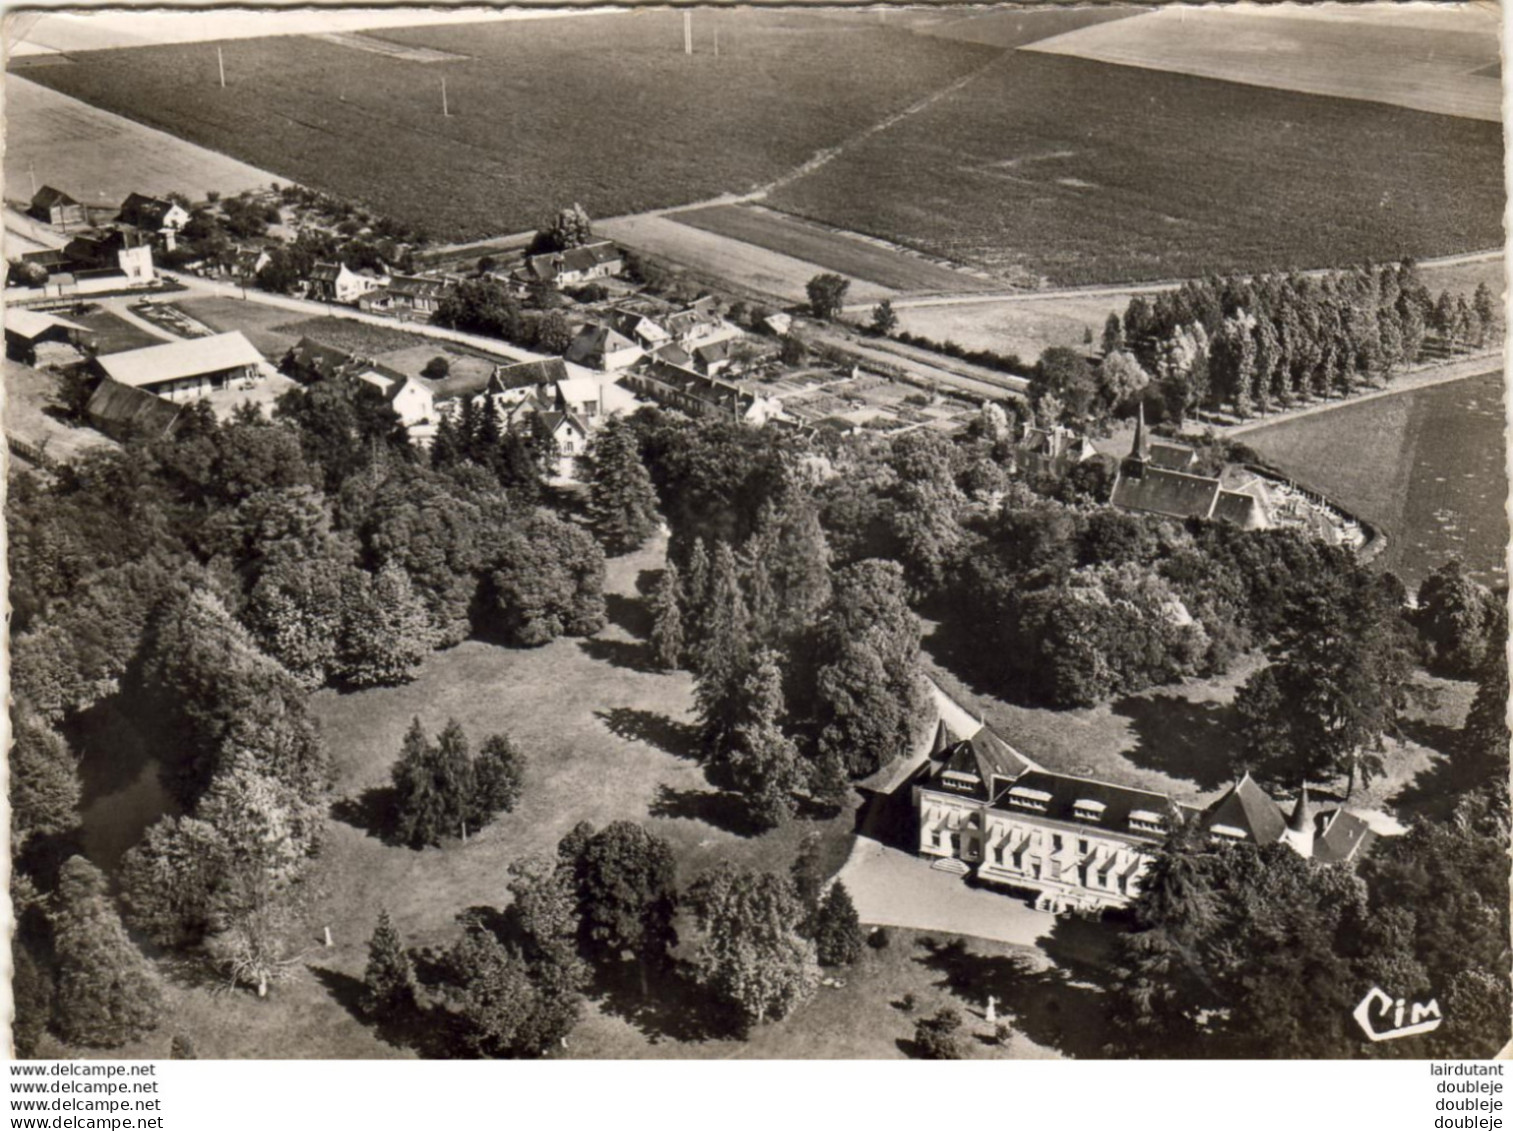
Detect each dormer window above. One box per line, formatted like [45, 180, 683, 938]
[1008, 786, 1051, 813]
[1073, 799, 1107, 823]
[1128, 809, 1167, 834]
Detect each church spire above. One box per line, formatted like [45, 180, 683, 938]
[1131, 401, 1150, 462]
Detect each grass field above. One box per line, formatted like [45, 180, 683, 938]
[16, 10, 996, 241]
[1027, 5, 1500, 122]
[42, 534, 870, 1059]
[895, 4, 1140, 50]
[597, 212, 896, 306]
[3, 74, 281, 207]
[670, 204, 998, 294]
[768, 51, 1505, 286]
[1242, 369, 1508, 591]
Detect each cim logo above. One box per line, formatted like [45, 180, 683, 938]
[1353, 985, 1444, 1042]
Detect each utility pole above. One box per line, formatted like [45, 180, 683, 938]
[714, 28, 719, 57]
[217, 46, 225, 89]
[684, 10, 692, 55]
[442, 76, 450, 117]
[27, 161, 36, 198]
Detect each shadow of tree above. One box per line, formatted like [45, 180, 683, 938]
[648, 783, 757, 837]
[1112, 694, 1240, 791]
[1387, 717, 1483, 821]
[635, 569, 664, 599]
[309, 965, 463, 1058]
[330, 786, 408, 847]
[852, 783, 916, 851]
[588, 960, 737, 1045]
[596, 708, 701, 762]
[605, 591, 651, 639]
[578, 636, 659, 674]
[913, 931, 1118, 1059]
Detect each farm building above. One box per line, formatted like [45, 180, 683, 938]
[94, 331, 267, 401]
[84, 378, 185, 441]
[28, 185, 86, 227]
[1110, 408, 1270, 529]
[565, 324, 643, 371]
[5, 308, 89, 365]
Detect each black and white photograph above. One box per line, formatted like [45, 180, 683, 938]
[3, 0, 1509, 1084]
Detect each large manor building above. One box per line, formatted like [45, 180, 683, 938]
[911, 710, 1377, 913]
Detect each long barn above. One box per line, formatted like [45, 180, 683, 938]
[93, 331, 266, 401]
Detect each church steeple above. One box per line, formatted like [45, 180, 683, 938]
[1131, 401, 1150, 463]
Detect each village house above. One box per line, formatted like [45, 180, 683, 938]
[611, 309, 673, 352]
[535, 410, 592, 481]
[282, 336, 359, 384]
[83, 378, 185, 442]
[228, 247, 272, 282]
[512, 241, 623, 289]
[663, 296, 732, 350]
[1109, 407, 1271, 529]
[93, 331, 267, 402]
[913, 714, 1380, 913]
[359, 274, 451, 319]
[565, 323, 644, 371]
[28, 185, 86, 228]
[116, 193, 191, 248]
[1013, 421, 1099, 479]
[307, 261, 386, 305]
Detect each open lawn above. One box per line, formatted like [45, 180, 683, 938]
[65, 305, 165, 353]
[768, 52, 1505, 286]
[2, 74, 281, 208]
[568, 925, 1097, 1059]
[1027, 4, 1501, 122]
[175, 296, 314, 355]
[17, 11, 996, 241]
[1242, 369, 1509, 591]
[670, 204, 998, 294]
[42, 534, 867, 1059]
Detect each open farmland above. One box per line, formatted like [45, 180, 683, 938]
[597, 213, 896, 306]
[895, 4, 1141, 49]
[3, 74, 282, 207]
[1027, 4, 1501, 122]
[670, 204, 998, 294]
[768, 51, 1505, 286]
[1241, 369, 1508, 591]
[16, 10, 996, 242]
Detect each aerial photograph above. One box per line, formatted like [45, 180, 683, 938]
[4, 2, 1508, 1064]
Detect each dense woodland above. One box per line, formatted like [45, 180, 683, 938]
[9, 349, 1507, 1056]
